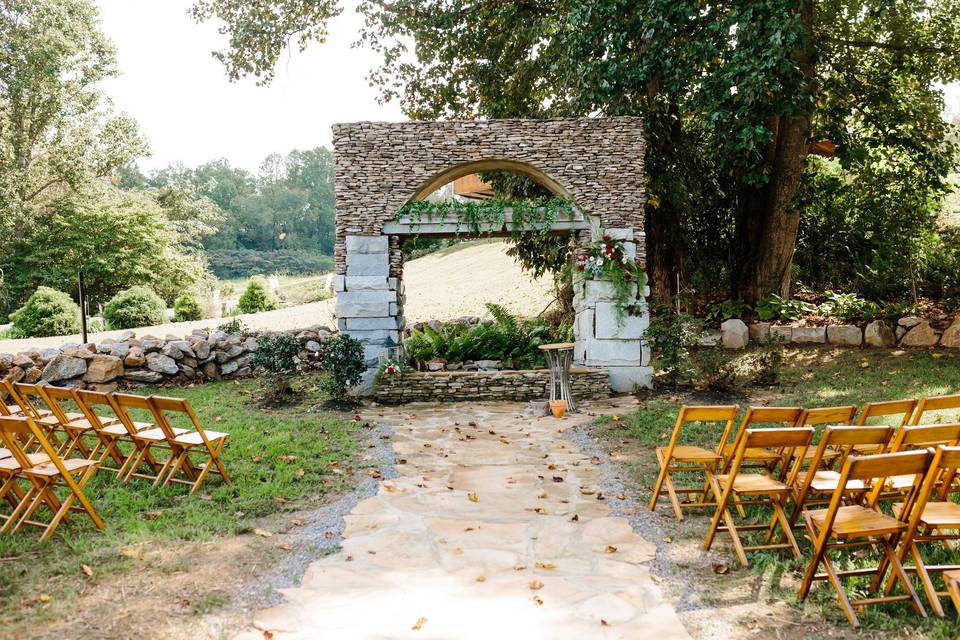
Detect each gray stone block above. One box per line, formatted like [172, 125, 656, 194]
[607, 365, 654, 392]
[827, 324, 863, 346]
[334, 275, 345, 292]
[582, 338, 646, 365]
[792, 327, 826, 344]
[337, 290, 397, 305]
[749, 322, 771, 344]
[864, 320, 895, 347]
[346, 252, 389, 276]
[345, 276, 391, 291]
[604, 227, 634, 241]
[345, 317, 403, 331]
[770, 325, 793, 343]
[594, 302, 648, 339]
[348, 329, 400, 345]
[336, 301, 391, 318]
[721, 319, 749, 349]
[346, 235, 389, 254]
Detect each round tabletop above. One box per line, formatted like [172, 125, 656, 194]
[538, 342, 575, 351]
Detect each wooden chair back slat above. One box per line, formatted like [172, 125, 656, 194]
[13, 383, 51, 421]
[113, 393, 152, 410]
[744, 426, 814, 449]
[825, 425, 894, 447]
[800, 406, 857, 426]
[679, 406, 739, 422]
[911, 394, 960, 425]
[891, 423, 960, 450]
[847, 449, 934, 481]
[856, 398, 918, 428]
[745, 407, 804, 424]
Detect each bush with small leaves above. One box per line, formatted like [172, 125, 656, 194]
[318, 334, 365, 402]
[9, 287, 81, 338]
[237, 276, 280, 314]
[103, 286, 167, 329]
[251, 333, 301, 403]
[643, 305, 698, 387]
[173, 293, 205, 322]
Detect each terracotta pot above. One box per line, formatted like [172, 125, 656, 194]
[549, 400, 567, 418]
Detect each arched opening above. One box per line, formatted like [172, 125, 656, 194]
[406, 158, 574, 204]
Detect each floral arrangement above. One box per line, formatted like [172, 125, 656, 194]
[576, 234, 648, 325]
[375, 357, 408, 383]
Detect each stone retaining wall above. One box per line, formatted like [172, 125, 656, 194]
[0, 325, 335, 392]
[713, 316, 960, 350]
[373, 368, 611, 404]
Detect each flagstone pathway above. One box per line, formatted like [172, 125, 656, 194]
[245, 400, 691, 639]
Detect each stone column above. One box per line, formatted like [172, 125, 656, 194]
[572, 228, 653, 392]
[336, 235, 404, 391]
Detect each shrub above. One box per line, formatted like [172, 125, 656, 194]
[238, 277, 280, 314]
[103, 286, 166, 329]
[318, 335, 365, 402]
[695, 349, 739, 392]
[251, 333, 300, 402]
[643, 305, 698, 387]
[173, 293, 204, 322]
[9, 287, 81, 338]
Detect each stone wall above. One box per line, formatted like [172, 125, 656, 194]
[713, 316, 960, 350]
[331, 118, 647, 274]
[0, 325, 335, 392]
[373, 368, 611, 404]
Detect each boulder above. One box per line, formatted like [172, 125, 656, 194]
[192, 340, 211, 360]
[124, 346, 146, 367]
[12, 353, 33, 368]
[5, 366, 25, 383]
[24, 367, 42, 383]
[179, 364, 196, 379]
[475, 359, 501, 370]
[898, 316, 922, 328]
[117, 330, 136, 341]
[38, 348, 59, 363]
[305, 340, 322, 353]
[243, 337, 258, 352]
[141, 339, 163, 352]
[201, 361, 220, 380]
[167, 340, 195, 357]
[162, 342, 184, 360]
[0, 354, 12, 371]
[792, 327, 826, 344]
[41, 354, 88, 382]
[900, 321, 938, 347]
[83, 354, 124, 383]
[123, 369, 164, 383]
[182, 356, 198, 369]
[941, 318, 960, 349]
[108, 343, 131, 359]
[720, 319, 749, 349]
[698, 331, 721, 347]
[235, 366, 252, 377]
[864, 320, 896, 348]
[827, 325, 863, 346]
[220, 359, 240, 375]
[426, 359, 447, 372]
[145, 352, 179, 375]
[748, 322, 771, 344]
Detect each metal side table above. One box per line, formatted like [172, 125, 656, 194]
[538, 342, 576, 413]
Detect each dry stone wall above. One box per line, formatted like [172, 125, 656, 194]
[373, 368, 611, 404]
[713, 316, 960, 350]
[0, 325, 335, 392]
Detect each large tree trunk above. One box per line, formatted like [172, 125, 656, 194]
[731, 1, 814, 302]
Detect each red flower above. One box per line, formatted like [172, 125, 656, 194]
[576, 265, 584, 271]
[603, 235, 611, 241]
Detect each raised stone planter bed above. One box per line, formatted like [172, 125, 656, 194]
[373, 367, 611, 404]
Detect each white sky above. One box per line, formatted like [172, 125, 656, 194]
[97, 1, 960, 176]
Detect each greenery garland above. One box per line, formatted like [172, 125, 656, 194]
[396, 197, 574, 239]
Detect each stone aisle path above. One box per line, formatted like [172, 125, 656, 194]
[246, 400, 691, 640]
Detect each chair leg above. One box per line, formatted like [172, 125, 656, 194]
[162, 450, 189, 487]
[212, 441, 231, 485]
[798, 514, 827, 601]
[663, 473, 684, 521]
[772, 498, 801, 558]
[821, 549, 860, 627]
[907, 542, 944, 617]
[881, 539, 927, 618]
[649, 451, 671, 514]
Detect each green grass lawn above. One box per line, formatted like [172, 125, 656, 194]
[596, 346, 960, 639]
[0, 374, 363, 632]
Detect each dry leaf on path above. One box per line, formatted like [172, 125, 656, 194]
[276, 542, 292, 551]
[531, 596, 544, 605]
[535, 561, 556, 570]
[467, 492, 480, 502]
[605, 545, 617, 554]
[253, 528, 273, 538]
[529, 580, 544, 590]
[81, 565, 93, 577]
[712, 563, 730, 575]
[412, 617, 427, 631]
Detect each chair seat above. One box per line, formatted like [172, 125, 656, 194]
[716, 473, 788, 494]
[26, 457, 97, 477]
[102, 421, 154, 436]
[173, 430, 229, 446]
[67, 416, 119, 430]
[795, 470, 867, 492]
[721, 444, 783, 461]
[5, 404, 23, 415]
[659, 445, 721, 461]
[135, 427, 189, 442]
[807, 505, 907, 538]
[0, 453, 51, 471]
[37, 412, 84, 426]
[892, 501, 960, 527]
[0, 447, 8, 459]
[945, 569, 960, 584]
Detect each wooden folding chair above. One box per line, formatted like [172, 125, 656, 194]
[1, 380, 37, 417]
[649, 405, 738, 521]
[148, 396, 231, 494]
[797, 449, 934, 627]
[788, 426, 894, 528]
[704, 426, 814, 567]
[885, 445, 960, 617]
[796, 405, 858, 464]
[911, 394, 960, 425]
[720, 407, 804, 472]
[945, 570, 960, 614]
[884, 424, 960, 498]
[73, 389, 139, 473]
[13, 383, 83, 449]
[0, 415, 103, 540]
[33, 385, 109, 459]
[110, 393, 188, 484]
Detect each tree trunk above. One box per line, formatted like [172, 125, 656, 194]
[731, 1, 814, 302]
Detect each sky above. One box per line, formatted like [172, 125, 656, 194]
[97, 1, 960, 176]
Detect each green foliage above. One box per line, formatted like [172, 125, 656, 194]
[0, 186, 208, 319]
[102, 286, 167, 330]
[817, 291, 880, 322]
[9, 287, 81, 338]
[173, 293, 205, 322]
[217, 317, 249, 336]
[317, 335, 365, 401]
[250, 333, 300, 402]
[754, 294, 817, 322]
[576, 233, 648, 325]
[397, 197, 573, 238]
[644, 306, 698, 387]
[206, 249, 334, 279]
[237, 277, 280, 314]
[404, 304, 557, 369]
[706, 299, 751, 324]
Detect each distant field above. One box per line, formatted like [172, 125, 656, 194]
[0, 240, 552, 352]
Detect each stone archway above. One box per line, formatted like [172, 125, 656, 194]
[331, 118, 652, 392]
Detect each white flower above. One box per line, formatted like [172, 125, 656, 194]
[730, 85, 738, 96]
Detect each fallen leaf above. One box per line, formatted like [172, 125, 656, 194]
[467, 492, 480, 503]
[475, 575, 486, 582]
[276, 542, 292, 551]
[531, 596, 544, 605]
[38, 594, 51, 603]
[119, 545, 142, 559]
[605, 545, 617, 554]
[535, 562, 556, 570]
[712, 563, 730, 575]
[143, 511, 162, 521]
[529, 579, 544, 590]
[295, 468, 305, 478]
[277, 455, 297, 463]
[552, 476, 564, 483]
[663, 535, 672, 543]
[262, 630, 274, 640]
[253, 528, 273, 538]
[81, 565, 93, 577]
[454, 547, 464, 556]
[290, 518, 305, 527]
[590, 456, 601, 465]
[570, 514, 580, 522]
[601, 619, 610, 627]
[412, 617, 427, 631]
[324, 531, 335, 539]
[345, 555, 354, 562]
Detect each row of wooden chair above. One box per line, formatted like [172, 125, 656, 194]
[649, 398, 960, 627]
[0, 380, 232, 539]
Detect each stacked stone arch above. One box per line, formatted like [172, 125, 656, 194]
[331, 117, 652, 392]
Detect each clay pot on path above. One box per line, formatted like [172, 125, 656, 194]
[549, 400, 567, 418]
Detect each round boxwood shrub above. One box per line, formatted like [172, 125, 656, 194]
[9, 287, 81, 338]
[173, 293, 204, 322]
[103, 286, 167, 329]
[238, 276, 280, 314]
